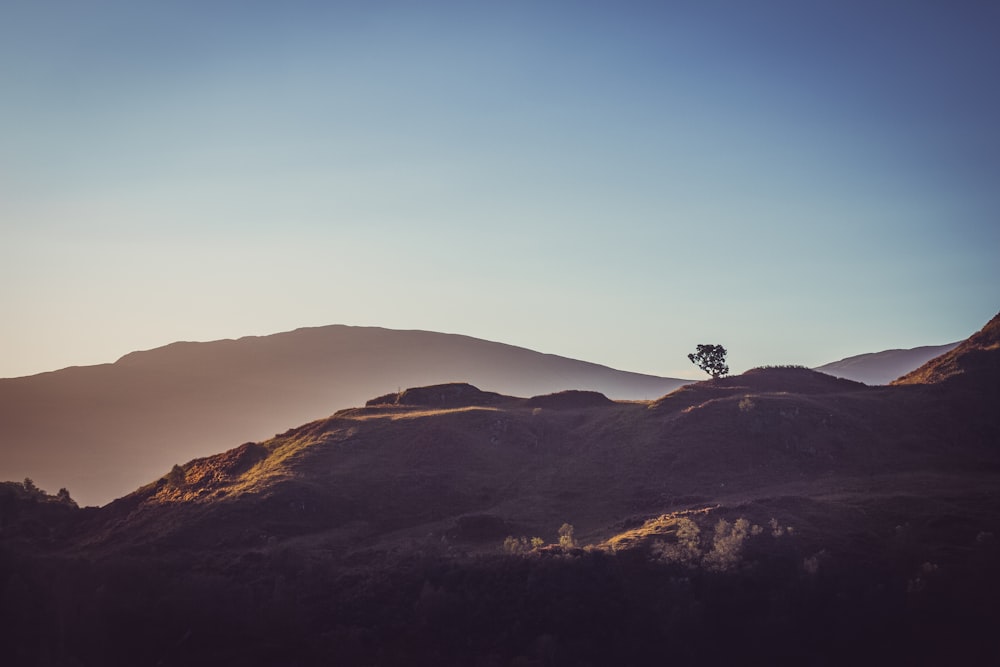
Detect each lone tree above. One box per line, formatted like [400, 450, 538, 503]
[688, 344, 729, 378]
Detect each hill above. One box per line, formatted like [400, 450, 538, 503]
[893, 311, 1000, 390]
[0, 326, 687, 507]
[68, 361, 997, 556]
[3, 313, 1000, 664]
[814, 342, 959, 385]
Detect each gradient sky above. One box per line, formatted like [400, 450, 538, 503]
[2, 0, 998, 380]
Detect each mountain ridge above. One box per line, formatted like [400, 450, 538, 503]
[813, 342, 960, 385]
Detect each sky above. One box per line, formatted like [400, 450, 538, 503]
[2, 0, 998, 380]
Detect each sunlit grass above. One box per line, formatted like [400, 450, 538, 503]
[149, 405, 513, 503]
[352, 406, 503, 421]
[601, 508, 715, 552]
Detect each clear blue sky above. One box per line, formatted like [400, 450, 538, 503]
[2, 0, 998, 379]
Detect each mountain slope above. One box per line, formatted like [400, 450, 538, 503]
[0, 326, 687, 507]
[815, 342, 960, 385]
[893, 311, 1000, 390]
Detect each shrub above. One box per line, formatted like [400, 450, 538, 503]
[22, 478, 42, 498]
[55, 488, 77, 507]
[653, 517, 702, 564]
[558, 523, 577, 549]
[503, 536, 544, 554]
[165, 464, 186, 490]
[703, 518, 751, 571]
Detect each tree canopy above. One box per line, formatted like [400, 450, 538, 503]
[688, 344, 729, 378]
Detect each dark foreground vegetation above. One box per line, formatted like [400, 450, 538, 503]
[3, 518, 999, 667]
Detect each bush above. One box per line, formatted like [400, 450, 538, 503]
[558, 523, 577, 549]
[503, 536, 544, 554]
[165, 464, 186, 490]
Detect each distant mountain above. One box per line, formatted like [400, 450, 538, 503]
[0, 325, 687, 507]
[814, 342, 960, 385]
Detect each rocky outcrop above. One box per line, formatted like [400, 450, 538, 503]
[366, 382, 505, 408]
